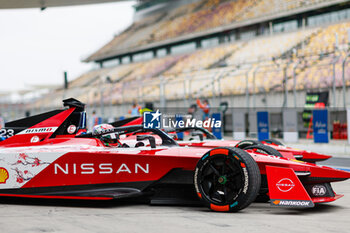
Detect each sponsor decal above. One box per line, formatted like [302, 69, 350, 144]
[0, 152, 61, 189]
[273, 200, 280, 205]
[242, 167, 249, 194]
[194, 160, 210, 194]
[311, 185, 327, 197]
[230, 201, 238, 208]
[30, 136, 40, 143]
[276, 178, 295, 192]
[194, 167, 200, 193]
[201, 154, 209, 161]
[18, 127, 58, 135]
[0, 167, 9, 184]
[54, 163, 149, 175]
[67, 125, 77, 134]
[271, 199, 314, 207]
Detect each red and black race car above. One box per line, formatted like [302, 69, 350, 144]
[116, 117, 332, 163]
[0, 99, 348, 212]
[166, 127, 332, 163]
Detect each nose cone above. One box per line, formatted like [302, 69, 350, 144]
[309, 165, 350, 182]
[300, 151, 332, 163]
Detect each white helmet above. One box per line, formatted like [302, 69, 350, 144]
[93, 124, 118, 145]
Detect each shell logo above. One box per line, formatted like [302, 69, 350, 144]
[0, 167, 9, 184]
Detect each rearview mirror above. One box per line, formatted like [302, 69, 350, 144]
[136, 135, 156, 148]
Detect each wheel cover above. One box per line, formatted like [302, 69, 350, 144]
[198, 155, 244, 205]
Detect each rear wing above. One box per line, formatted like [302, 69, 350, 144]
[0, 98, 86, 145]
[3, 110, 64, 137]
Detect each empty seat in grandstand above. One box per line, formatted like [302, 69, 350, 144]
[124, 55, 184, 82]
[226, 29, 316, 64]
[86, 0, 331, 60]
[237, 0, 329, 21]
[298, 22, 350, 56]
[165, 43, 240, 75]
[69, 68, 113, 88]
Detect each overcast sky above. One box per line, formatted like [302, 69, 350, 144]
[0, 1, 135, 92]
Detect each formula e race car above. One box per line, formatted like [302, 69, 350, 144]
[0, 99, 348, 212]
[113, 117, 332, 163]
[165, 127, 332, 163]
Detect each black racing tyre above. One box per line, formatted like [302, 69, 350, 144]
[194, 147, 261, 212]
[244, 144, 283, 158]
[235, 140, 262, 149]
[262, 138, 284, 146]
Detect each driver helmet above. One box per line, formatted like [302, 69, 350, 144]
[93, 124, 119, 145]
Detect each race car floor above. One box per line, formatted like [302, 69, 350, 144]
[0, 179, 349, 233]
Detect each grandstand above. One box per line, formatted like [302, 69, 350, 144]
[26, 0, 350, 119]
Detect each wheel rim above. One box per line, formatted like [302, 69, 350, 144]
[199, 155, 244, 205]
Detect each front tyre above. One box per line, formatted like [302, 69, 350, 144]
[244, 144, 283, 158]
[194, 147, 261, 212]
[262, 138, 284, 146]
[235, 140, 262, 149]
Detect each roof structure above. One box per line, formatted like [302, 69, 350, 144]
[0, 0, 134, 9]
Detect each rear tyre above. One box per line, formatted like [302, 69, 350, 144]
[244, 144, 283, 158]
[194, 147, 261, 212]
[262, 138, 284, 146]
[235, 140, 262, 149]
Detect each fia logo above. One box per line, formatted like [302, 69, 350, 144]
[143, 110, 161, 129]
